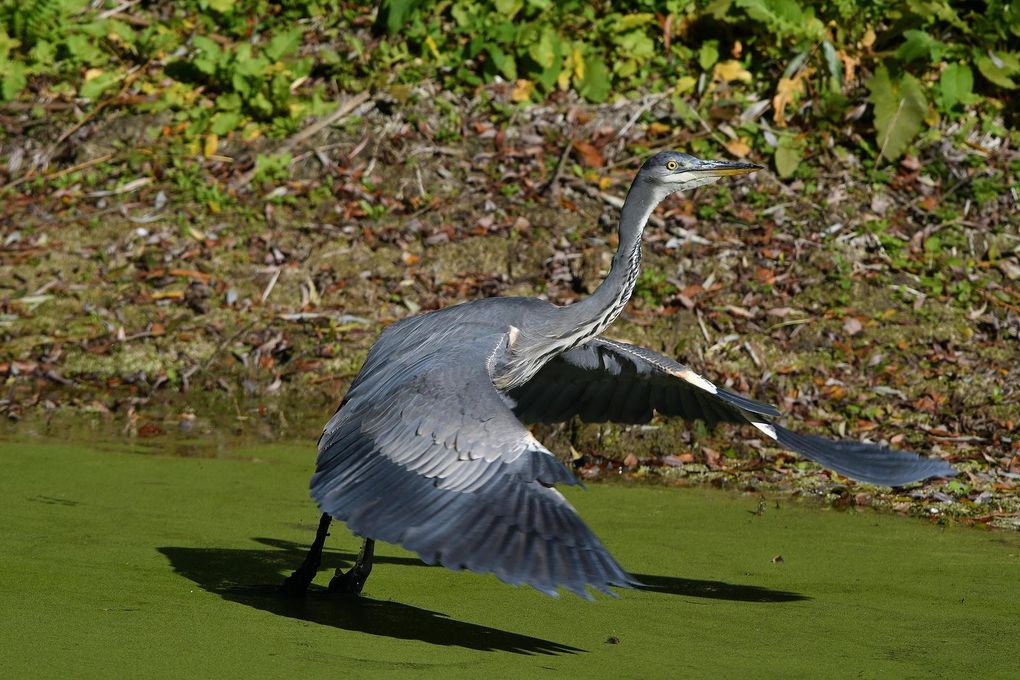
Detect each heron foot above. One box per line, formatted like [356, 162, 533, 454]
[280, 561, 318, 596]
[279, 512, 332, 596]
[328, 538, 374, 595]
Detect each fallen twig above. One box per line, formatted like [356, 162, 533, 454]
[261, 267, 282, 303]
[616, 93, 668, 140]
[540, 140, 573, 197]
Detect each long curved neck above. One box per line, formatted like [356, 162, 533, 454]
[492, 177, 670, 390]
[558, 177, 666, 341]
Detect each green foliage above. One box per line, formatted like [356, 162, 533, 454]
[175, 28, 310, 132]
[0, 28, 26, 100]
[938, 63, 975, 111]
[0, 0, 1016, 157]
[0, 0, 345, 136]
[0, 0, 112, 102]
[374, 0, 1018, 160]
[377, 0, 424, 34]
[633, 268, 676, 307]
[868, 66, 927, 162]
[774, 135, 804, 178]
[849, 0, 1019, 157]
[252, 152, 293, 184]
[378, 1, 689, 102]
[975, 49, 1019, 89]
[734, 0, 825, 42]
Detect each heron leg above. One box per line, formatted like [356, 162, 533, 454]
[280, 513, 332, 595]
[328, 538, 375, 595]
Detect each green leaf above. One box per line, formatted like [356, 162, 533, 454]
[821, 40, 842, 90]
[319, 48, 340, 66]
[218, 93, 242, 111]
[0, 60, 26, 101]
[0, 28, 17, 59]
[615, 58, 638, 79]
[79, 72, 118, 100]
[698, 41, 719, 71]
[489, 20, 515, 44]
[254, 152, 292, 183]
[231, 72, 252, 96]
[209, 111, 242, 135]
[528, 26, 557, 70]
[250, 91, 274, 117]
[235, 54, 270, 78]
[617, 30, 655, 61]
[106, 20, 136, 46]
[577, 55, 610, 103]
[206, 0, 236, 12]
[377, 0, 422, 35]
[192, 36, 220, 55]
[868, 66, 927, 162]
[29, 40, 56, 65]
[774, 136, 801, 178]
[192, 36, 221, 75]
[736, 0, 824, 41]
[77, 18, 114, 39]
[905, 0, 966, 30]
[486, 45, 516, 81]
[614, 13, 656, 31]
[939, 63, 973, 110]
[895, 30, 934, 63]
[975, 51, 1019, 89]
[532, 33, 562, 90]
[493, 0, 522, 18]
[264, 28, 302, 62]
[233, 43, 254, 65]
[64, 34, 106, 66]
[450, 3, 471, 27]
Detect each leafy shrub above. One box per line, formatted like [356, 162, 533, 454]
[0, 0, 1016, 163]
[380, 0, 1019, 162]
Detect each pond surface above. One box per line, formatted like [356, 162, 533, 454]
[2, 440, 1017, 677]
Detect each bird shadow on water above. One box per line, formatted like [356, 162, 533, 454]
[631, 573, 808, 602]
[158, 537, 807, 655]
[158, 538, 583, 655]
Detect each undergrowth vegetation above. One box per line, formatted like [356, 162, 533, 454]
[0, 1, 1017, 179]
[0, 2, 1017, 519]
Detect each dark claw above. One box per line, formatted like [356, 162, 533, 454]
[328, 538, 375, 595]
[327, 566, 370, 594]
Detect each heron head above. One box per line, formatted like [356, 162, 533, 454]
[640, 151, 762, 194]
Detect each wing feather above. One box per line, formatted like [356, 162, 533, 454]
[509, 337, 953, 486]
[312, 331, 635, 597]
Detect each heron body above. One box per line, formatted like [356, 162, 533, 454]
[286, 152, 955, 599]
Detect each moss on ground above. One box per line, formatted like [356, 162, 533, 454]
[2, 440, 1018, 677]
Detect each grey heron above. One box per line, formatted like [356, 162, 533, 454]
[282, 151, 955, 599]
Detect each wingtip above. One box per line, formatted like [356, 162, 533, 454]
[771, 423, 958, 487]
[625, 574, 646, 588]
[716, 385, 782, 418]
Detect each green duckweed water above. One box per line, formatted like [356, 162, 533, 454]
[1, 441, 1017, 678]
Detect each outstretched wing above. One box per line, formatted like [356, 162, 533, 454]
[509, 338, 955, 486]
[311, 331, 634, 598]
[509, 337, 780, 426]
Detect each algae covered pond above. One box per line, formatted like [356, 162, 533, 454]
[2, 440, 1018, 678]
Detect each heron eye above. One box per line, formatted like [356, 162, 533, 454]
[666, 160, 678, 171]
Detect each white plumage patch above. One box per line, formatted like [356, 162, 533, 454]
[676, 369, 718, 395]
[751, 421, 778, 440]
